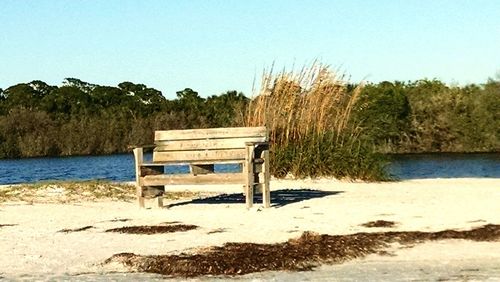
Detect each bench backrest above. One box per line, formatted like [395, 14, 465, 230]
[153, 127, 268, 163]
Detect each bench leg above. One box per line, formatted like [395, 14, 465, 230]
[155, 196, 163, 208]
[244, 145, 254, 208]
[245, 185, 254, 209]
[262, 150, 271, 208]
[133, 148, 146, 208]
[137, 194, 145, 208]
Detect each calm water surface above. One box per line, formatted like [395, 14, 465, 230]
[388, 153, 499, 179]
[0, 153, 498, 185]
[0, 153, 240, 185]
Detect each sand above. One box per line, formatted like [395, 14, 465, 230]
[1, 178, 499, 280]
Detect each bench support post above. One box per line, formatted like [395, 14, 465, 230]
[262, 149, 271, 208]
[244, 145, 254, 208]
[154, 196, 163, 208]
[133, 147, 145, 208]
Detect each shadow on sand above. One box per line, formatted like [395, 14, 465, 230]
[167, 189, 343, 209]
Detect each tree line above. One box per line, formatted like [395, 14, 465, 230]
[0, 78, 247, 158]
[353, 78, 499, 153]
[0, 76, 498, 159]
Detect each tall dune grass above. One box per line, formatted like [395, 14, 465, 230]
[246, 62, 388, 180]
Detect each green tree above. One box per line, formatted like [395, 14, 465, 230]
[63, 78, 96, 94]
[41, 85, 91, 116]
[90, 85, 128, 109]
[472, 79, 500, 151]
[0, 108, 59, 157]
[173, 88, 207, 128]
[3, 81, 57, 112]
[0, 88, 5, 115]
[205, 90, 248, 127]
[3, 83, 40, 111]
[118, 81, 166, 116]
[405, 79, 452, 152]
[354, 81, 410, 152]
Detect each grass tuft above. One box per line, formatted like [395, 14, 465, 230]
[0, 180, 136, 203]
[246, 62, 389, 180]
[0, 180, 207, 203]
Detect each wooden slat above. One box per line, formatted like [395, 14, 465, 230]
[141, 173, 244, 186]
[155, 127, 267, 141]
[139, 163, 165, 166]
[153, 149, 246, 163]
[154, 137, 267, 151]
[143, 160, 244, 166]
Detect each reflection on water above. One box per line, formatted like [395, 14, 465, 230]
[0, 153, 498, 185]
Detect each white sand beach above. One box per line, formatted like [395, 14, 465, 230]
[1, 178, 499, 280]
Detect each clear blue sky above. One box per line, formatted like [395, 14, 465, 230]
[1, 0, 499, 98]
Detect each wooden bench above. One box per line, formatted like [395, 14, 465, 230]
[133, 127, 271, 208]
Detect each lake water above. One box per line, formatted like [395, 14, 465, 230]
[0, 153, 498, 185]
[388, 153, 499, 179]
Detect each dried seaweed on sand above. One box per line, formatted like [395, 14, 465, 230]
[105, 224, 198, 235]
[361, 220, 398, 228]
[58, 225, 94, 233]
[105, 224, 500, 277]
